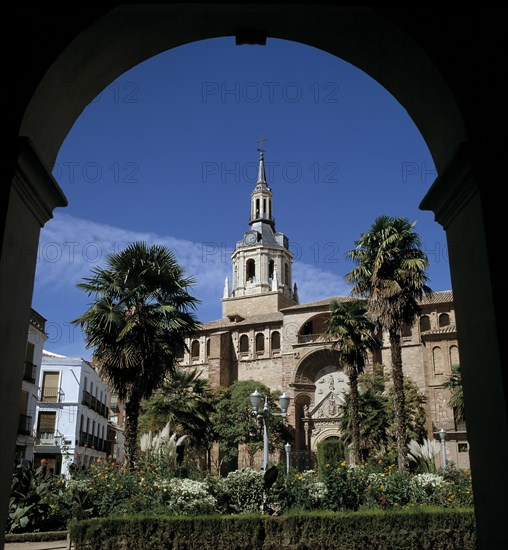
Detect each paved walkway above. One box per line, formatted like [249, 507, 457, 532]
[4, 541, 68, 549]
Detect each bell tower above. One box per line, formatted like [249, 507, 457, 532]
[222, 142, 298, 320]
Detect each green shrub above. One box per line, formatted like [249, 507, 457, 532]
[69, 508, 477, 550]
[362, 470, 415, 508]
[272, 470, 328, 511]
[214, 468, 265, 514]
[5, 530, 68, 543]
[161, 478, 217, 515]
[316, 437, 345, 475]
[320, 462, 368, 511]
[8, 464, 53, 533]
[439, 467, 474, 507]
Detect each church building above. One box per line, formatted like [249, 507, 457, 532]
[179, 148, 469, 470]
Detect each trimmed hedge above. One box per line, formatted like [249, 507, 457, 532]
[69, 507, 477, 549]
[317, 438, 345, 475]
[5, 530, 68, 542]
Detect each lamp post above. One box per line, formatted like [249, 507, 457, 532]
[284, 442, 291, 474]
[438, 427, 447, 469]
[250, 390, 290, 470]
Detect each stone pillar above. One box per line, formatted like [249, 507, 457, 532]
[420, 143, 508, 549]
[0, 138, 67, 545]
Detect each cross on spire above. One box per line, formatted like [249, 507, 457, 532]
[257, 136, 267, 153]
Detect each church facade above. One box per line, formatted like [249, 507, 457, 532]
[179, 149, 469, 470]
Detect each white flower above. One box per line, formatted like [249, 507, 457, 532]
[411, 473, 444, 488]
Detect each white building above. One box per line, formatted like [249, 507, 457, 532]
[16, 309, 47, 466]
[108, 393, 126, 464]
[34, 353, 112, 475]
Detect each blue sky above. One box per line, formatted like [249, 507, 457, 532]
[32, 37, 449, 358]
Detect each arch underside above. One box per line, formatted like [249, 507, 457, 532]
[20, 5, 465, 175]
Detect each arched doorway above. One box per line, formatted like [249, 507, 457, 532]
[292, 349, 349, 465]
[3, 6, 506, 547]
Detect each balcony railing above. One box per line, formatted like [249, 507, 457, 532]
[103, 440, 112, 456]
[36, 432, 57, 445]
[82, 390, 92, 408]
[79, 431, 108, 452]
[40, 388, 65, 403]
[17, 414, 32, 436]
[23, 362, 37, 384]
[82, 391, 110, 418]
[297, 333, 324, 344]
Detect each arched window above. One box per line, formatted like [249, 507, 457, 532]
[271, 331, 281, 352]
[432, 346, 444, 374]
[256, 333, 265, 354]
[206, 338, 211, 358]
[420, 315, 431, 333]
[246, 259, 256, 282]
[239, 334, 249, 355]
[191, 340, 200, 360]
[439, 313, 450, 327]
[402, 322, 412, 338]
[284, 262, 289, 286]
[449, 345, 460, 366]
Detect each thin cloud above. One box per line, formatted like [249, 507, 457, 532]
[293, 262, 351, 303]
[36, 213, 227, 306]
[36, 213, 350, 321]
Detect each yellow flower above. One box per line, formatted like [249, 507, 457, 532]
[380, 484, 385, 490]
[326, 463, 331, 468]
[340, 460, 347, 467]
[367, 485, 372, 489]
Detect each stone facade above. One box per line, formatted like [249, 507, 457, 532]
[180, 150, 469, 470]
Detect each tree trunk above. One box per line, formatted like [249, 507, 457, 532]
[389, 330, 408, 471]
[124, 392, 141, 468]
[349, 367, 361, 466]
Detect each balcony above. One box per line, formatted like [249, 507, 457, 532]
[36, 432, 57, 445]
[79, 431, 108, 452]
[297, 333, 325, 344]
[40, 388, 65, 403]
[82, 391, 109, 418]
[17, 414, 32, 436]
[23, 362, 37, 384]
[103, 440, 112, 456]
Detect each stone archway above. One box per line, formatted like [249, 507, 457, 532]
[3, 6, 507, 547]
[292, 349, 349, 455]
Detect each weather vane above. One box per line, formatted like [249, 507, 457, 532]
[257, 136, 267, 153]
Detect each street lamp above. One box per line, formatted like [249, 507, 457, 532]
[284, 442, 291, 474]
[250, 390, 291, 470]
[438, 427, 447, 469]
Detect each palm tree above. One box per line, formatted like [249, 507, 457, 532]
[72, 242, 199, 467]
[337, 383, 389, 462]
[443, 364, 465, 423]
[347, 216, 431, 470]
[325, 299, 378, 465]
[139, 368, 215, 455]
